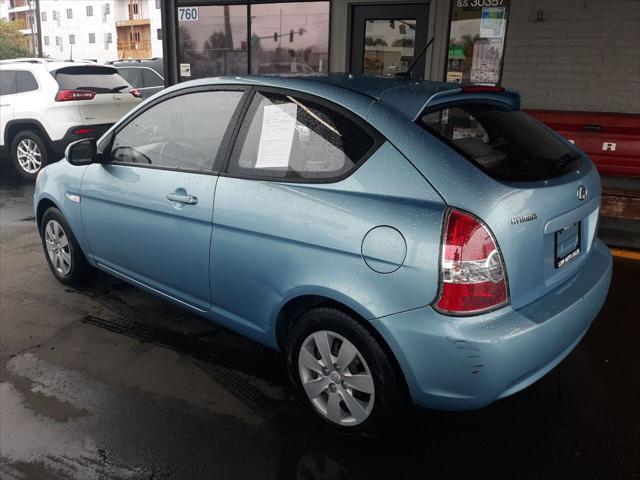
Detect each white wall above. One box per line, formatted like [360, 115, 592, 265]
[0, 0, 9, 21]
[148, 0, 163, 58]
[39, 0, 117, 62]
[38, 0, 163, 63]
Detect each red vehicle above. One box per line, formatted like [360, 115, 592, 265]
[527, 110, 640, 177]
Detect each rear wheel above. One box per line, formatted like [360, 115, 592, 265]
[286, 308, 408, 434]
[40, 207, 92, 286]
[11, 130, 49, 181]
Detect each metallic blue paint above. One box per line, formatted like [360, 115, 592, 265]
[34, 75, 612, 410]
[372, 240, 612, 409]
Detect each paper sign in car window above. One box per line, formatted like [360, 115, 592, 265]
[255, 103, 298, 169]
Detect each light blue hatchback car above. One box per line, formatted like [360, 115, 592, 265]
[35, 75, 612, 432]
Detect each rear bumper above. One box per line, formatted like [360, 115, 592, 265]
[372, 239, 612, 410]
[51, 124, 113, 158]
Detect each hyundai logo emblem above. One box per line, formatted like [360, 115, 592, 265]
[577, 185, 587, 201]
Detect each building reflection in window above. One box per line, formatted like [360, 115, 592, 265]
[177, 2, 329, 81]
[250, 2, 329, 75]
[178, 5, 248, 80]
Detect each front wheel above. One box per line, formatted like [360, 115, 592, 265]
[11, 130, 49, 181]
[286, 308, 408, 434]
[40, 207, 92, 286]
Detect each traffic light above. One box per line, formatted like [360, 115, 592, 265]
[273, 32, 278, 42]
[290, 29, 294, 42]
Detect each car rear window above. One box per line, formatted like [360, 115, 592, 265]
[53, 66, 130, 94]
[418, 102, 580, 182]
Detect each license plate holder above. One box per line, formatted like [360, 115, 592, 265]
[555, 221, 581, 268]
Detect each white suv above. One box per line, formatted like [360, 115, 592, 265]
[0, 58, 141, 180]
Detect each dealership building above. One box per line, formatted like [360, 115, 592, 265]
[159, 0, 640, 116]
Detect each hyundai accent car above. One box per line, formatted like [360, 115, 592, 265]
[34, 75, 612, 433]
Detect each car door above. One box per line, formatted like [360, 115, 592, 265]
[81, 87, 247, 311]
[211, 89, 382, 334]
[0, 69, 16, 150]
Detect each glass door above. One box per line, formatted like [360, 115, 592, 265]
[350, 3, 429, 80]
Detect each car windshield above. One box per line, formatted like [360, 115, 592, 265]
[53, 66, 131, 94]
[418, 102, 580, 182]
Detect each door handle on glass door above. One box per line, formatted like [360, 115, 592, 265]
[166, 193, 198, 205]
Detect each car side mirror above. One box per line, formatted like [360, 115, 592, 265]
[65, 139, 98, 166]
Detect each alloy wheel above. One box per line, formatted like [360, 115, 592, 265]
[298, 330, 375, 426]
[45, 220, 72, 276]
[16, 138, 42, 174]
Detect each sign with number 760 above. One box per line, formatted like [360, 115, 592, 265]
[178, 7, 199, 22]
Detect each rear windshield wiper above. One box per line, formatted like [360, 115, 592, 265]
[112, 85, 130, 92]
[554, 152, 581, 171]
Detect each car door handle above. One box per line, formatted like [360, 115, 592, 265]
[166, 193, 198, 205]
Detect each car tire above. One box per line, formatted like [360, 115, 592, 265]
[286, 307, 408, 434]
[11, 130, 49, 181]
[40, 207, 92, 286]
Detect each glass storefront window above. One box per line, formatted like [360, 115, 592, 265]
[251, 2, 329, 74]
[178, 5, 248, 80]
[177, 2, 329, 81]
[446, 0, 510, 85]
[363, 19, 416, 76]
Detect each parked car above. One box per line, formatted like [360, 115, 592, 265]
[34, 75, 612, 433]
[110, 58, 165, 99]
[0, 58, 141, 180]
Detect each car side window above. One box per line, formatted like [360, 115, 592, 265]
[0, 70, 17, 95]
[110, 90, 244, 172]
[142, 68, 163, 88]
[15, 71, 39, 93]
[118, 68, 142, 88]
[227, 91, 377, 181]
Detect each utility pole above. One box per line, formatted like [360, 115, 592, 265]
[223, 5, 233, 49]
[278, 8, 282, 62]
[34, 0, 43, 57]
[26, 0, 36, 56]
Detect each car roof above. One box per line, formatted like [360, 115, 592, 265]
[109, 60, 163, 74]
[0, 59, 108, 73]
[166, 74, 520, 121]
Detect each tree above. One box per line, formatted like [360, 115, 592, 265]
[0, 19, 31, 60]
[203, 30, 226, 59]
[365, 36, 387, 47]
[250, 33, 262, 51]
[392, 38, 414, 48]
[179, 26, 197, 52]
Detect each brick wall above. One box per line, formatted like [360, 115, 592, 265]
[502, 0, 640, 114]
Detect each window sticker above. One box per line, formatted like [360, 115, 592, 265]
[479, 7, 506, 39]
[180, 63, 191, 77]
[255, 103, 298, 168]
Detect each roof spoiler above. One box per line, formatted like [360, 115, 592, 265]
[413, 86, 521, 120]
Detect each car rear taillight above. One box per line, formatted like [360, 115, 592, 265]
[73, 128, 95, 135]
[435, 208, 509, 315]
[55, 90, 96, 101]
[130, 88, 141, 98]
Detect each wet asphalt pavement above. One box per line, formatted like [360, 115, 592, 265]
[0, 164, 638, 480]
